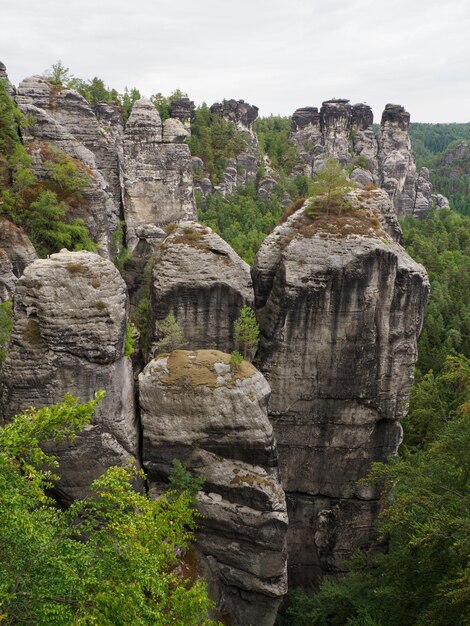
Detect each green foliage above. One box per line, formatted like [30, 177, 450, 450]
[0, 78, 97, 257]
[0, 299, 12, 363]
[187, 104, 248, 184]
[111, 220, 129, 271]
[44, 149, 90, 195]
[26, 190, 98, 257]
[154, 312, 186, 355]
[198, 183, 284, 264]
[167, 459, 204, 504]
[401, 208, 470, 375]
[280, 369, 470, 626]
[254, 115, 298, 175]
[233, 305, 259, 360]
[229, 350, 244, 368]
[45, 60, 73, 89]
[305, 160, 355, 216]
[150, 89, 188, 121]
[121, 87, 142, 122]
[69, 76, 121, 106]
[0, 393, 216, 625]
[124, 322, 136, 357]
[409, 123, 470, 216]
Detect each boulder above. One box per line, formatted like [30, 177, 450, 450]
[147, 222, 254, 358]
[139, 349, 288, 626]
[252, 193, 429, 587]
[1, 250, 138, 500]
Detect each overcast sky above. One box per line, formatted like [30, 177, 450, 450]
[2, 0, 470, 123]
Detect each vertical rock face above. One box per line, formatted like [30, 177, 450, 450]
[169, 96, 195, 131]
[378, 104, 432, 216]
[147, 222, 254, 358]
[252, 194, 429, 587]
[0, 219, 37, 302]
[16, 77, 123, 208]
[123, 99, 196, 252]
[191, 98, 261, 199]
[290, 99, 378, 180]
[139, 349, 288, 626]
[1, 250, 138, 500]
[289, 100, 438, 215]
[15, 77, 121, 254]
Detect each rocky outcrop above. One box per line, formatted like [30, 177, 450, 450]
[147, 222, 253, 358]
[15, 80, 120, 255]
[123, 99, 196, 252]
[15, 75, 122, 227]
[139, 349, 288, 626]
[0, 61, 15, 95]
[0, 219, 37, 302]
[290, 100, 378, 180]
[289, 100, 438, 216]
[378, 104, 433, 217]
[193, 99, 261, 199]
[169, 97, 195, 130]
[1, 250, 138, 500]
[252, 193, 429, 587]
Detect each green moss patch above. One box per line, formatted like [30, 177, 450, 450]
[160, 349, 256, 388]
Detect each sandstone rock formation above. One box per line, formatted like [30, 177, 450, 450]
[123, 99, 196, 252]
[290, 100, 378, 179]
[252, 191, 429, 587]
[194, 99, 261, 198]
[1, 250, 138, 500]
[15, 77, 120, 254]
[377, 104, 433, 217]
[147, 221, 254, 358]
[289, 99, 436, 217]
[0, 219, 37, 302]
[139, 349, 288, 626]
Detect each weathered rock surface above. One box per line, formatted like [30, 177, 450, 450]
[193, 99, 261, 198]
[252, 196, 429, 587]
[378, 104, 432, 217]
[1, 250, 138, 500]
[123, 99, 196, 252]
[139, 349, 288, 626]
[169, 96, 195, 130]
[15, 87, 119, 254]
[0, 219, 37, 302]
[289, 99, 439, 217]
[290, 100, 378, 180]
[147, 222, 254, 358]
[15, 76, 122, 232]
[0, 219, 37, 278]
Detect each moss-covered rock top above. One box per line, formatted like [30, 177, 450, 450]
[152, 349, 256, 388]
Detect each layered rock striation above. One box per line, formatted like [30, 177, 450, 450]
[1, 250, 138, 500]
[139, 349, 288, 626]
[252, 190, 429, 587]
[15, 76, 121, 254]
[290, 100, 436, 216]
[147, 221, 254, 358]
[122, 99, 196, 252]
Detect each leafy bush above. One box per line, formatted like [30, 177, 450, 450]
[0, 393, 216, 625]
[229, 350, 244, 368]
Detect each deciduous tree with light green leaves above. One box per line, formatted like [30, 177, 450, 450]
[0, 393, 216, 625]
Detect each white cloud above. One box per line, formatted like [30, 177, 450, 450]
[1, 0, 469, 122]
